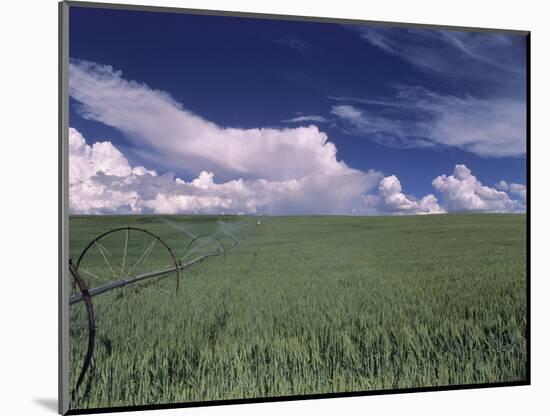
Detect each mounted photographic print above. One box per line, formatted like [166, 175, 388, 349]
[59, 1, 530, 414]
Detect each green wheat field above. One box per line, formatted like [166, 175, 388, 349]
[68, 214, 527, 410]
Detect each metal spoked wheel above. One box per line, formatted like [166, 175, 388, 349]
[68, 227, 180, 399]
[75, 227, 180, 294]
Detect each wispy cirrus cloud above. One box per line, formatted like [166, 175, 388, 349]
[282, 114, 329, 123]
[69, 59, 526, 216]
[328, 95, 406, 108]
[330, 86, 526, 157]
[330, 103, 434, 149]
[272, 37, 309, 50]
[348, 25, 526, 80]
[333, 25, 526, 158]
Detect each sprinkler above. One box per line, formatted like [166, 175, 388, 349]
[68, 226, 239, 397]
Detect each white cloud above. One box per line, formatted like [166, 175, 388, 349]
[335, 26, 526, 158]
[272, 37, 309, 50]
[365, 174, 445, 215]
[69, 128, 144, 213]
[350, 26, 526, 80]
[69, 59, 350, 182]
[282, 115, 329, 123]
[331, 104, 433, 149]
[68, 128, 381, 215]
[69, 130, 525, 216]
[433, 164, 525, 212]
[68, 60, 526, 216]
[330, 105, 363, 121]
[496, 180, 527, 200]
[68, 60, 389, 215]
[414, 89, 526, 158]
[330, 88, 526, 157]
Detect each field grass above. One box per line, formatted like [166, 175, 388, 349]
[68, 214, 527, 410]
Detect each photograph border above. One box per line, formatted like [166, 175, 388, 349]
[58, 1, 531, 414]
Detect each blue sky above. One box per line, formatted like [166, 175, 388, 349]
[68, 6, 527, 215]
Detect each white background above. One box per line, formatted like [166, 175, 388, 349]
[1, 0, 548, 414]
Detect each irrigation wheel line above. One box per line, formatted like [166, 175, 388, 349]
[75, 226, 181, 294]
[68, 259, 95, 399]
[67, 224, 241, 397]
[69, 227, 180, 397]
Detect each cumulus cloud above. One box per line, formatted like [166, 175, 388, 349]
[69, 128, 150, 213]
[68, 60, 526, 216]
[69, 130, 525, 216]
[432, 164, 525, 212]
[69, 59, 349, 181]
[68, 128, 381, 215]
[68, 60, 392, 215]
[496, 180, 527, 200]
[365, 175, 445, 215]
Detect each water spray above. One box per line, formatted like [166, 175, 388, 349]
[68, 224, 242, 397]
